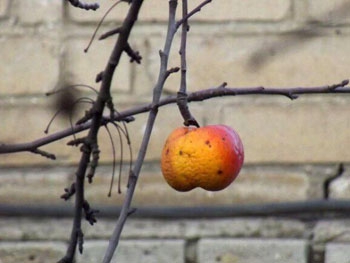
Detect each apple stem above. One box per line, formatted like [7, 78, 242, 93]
[177, 0, 200, 128]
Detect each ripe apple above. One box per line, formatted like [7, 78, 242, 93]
[161, 125, 244, 191]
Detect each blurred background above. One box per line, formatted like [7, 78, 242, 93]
[1, 1, 350, 262]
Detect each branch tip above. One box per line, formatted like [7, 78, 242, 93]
[31, 148, 56, 160]
[99, 28, 122, 41]
[124, 43, 142, 64]
[67, 0, 99, 11]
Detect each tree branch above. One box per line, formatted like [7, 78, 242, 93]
[0, 79, 349, 156]
[102, 0, 179, 262]
[176, 0, 212, 28]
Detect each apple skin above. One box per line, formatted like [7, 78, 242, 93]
[161, 125, 244, 191]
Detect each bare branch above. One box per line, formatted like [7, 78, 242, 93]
[0, 79, 349, 156]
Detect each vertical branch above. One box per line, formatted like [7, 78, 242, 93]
[102, 1, 180, 262]
[179, 0, 188, 95]
[177, 0, 199, 127]
[58, 1, 144, 263]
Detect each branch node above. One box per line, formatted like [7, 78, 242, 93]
[166, 67, 180, 79]
[77, 229, 84, 254]
[76, 109, 94, 125]
[67, 137, 86, 147]
[124, 43, 142, 64]
[87, 143, 100, 183]
[95, 71, 104, 83]
[83, 200, 99, 225]
[329, 79, 349, 90]
[61, 183, 76, 200]
[127, 207, 137, 216]
[99, 27, 122, 41]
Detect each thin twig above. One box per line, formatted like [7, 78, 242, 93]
[176, 0, 212, 28]
[1, 80, 350, 156]
[176, 0, 200, 127]
[84, 1, 122, 53]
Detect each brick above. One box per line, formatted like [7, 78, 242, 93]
[14, 0, 62, 24]
[0, 98, 130, 167]
[0, 241, 66, 263]
[81, 165, 321, 208]
[0, 168, 70, 205]
[0, 36, 60, 95]
[75, 239, 185, 263]
[0, 217, 305, 242]
[0, 0, 9, 18]
[131, 167, 309, 206]
[0, 218, 73, 241]
[0, 164, 319, 207]
[195, 0, 291, 22]
[64, 37, 131, 93]
[329, 169, 350, 199]
[142, 34, 350, 93]
[64, 36, 131, 93]
[325, 243, 350, 263]
[307, 0, 350, 24]
[197, 238, 308, 263]
[221, 98, 350, 163]
[0, 100, 85, 166]
[68, 0, 291, 22]
[313, 220, 350, 243]
[119, 218, 306, 240]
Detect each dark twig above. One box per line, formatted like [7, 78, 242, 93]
[58, 1, 145, 262]
[99, 28, 122, 41]
[1, 80, 350, 156]
[30, 148, 56, 160]
[83, 200, 99, 225]
[61, 183, 76, 201]
[66, 0, 99, 11]
[67, 137, 86, 147]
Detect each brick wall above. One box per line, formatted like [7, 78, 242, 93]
[1, 1, 350, 262]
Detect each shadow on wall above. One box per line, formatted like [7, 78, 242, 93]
[246, 1, 350, 72]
